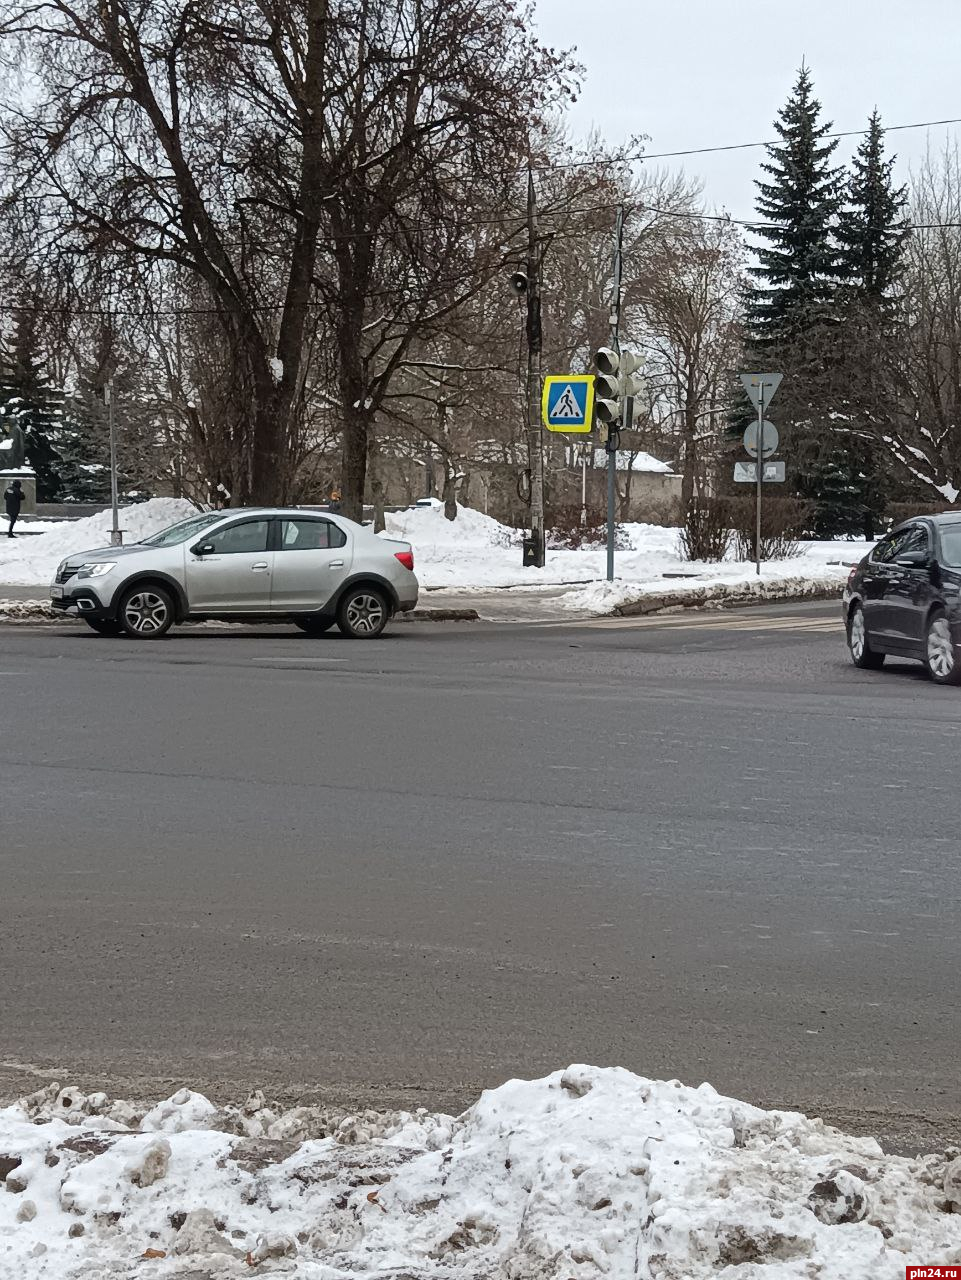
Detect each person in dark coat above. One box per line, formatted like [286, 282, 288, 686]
[5, 478, 24, 538]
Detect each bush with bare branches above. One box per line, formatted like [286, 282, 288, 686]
[727, 496, 811, 561]
[547, 503, 629, 550]
[678, 497, 732, 562]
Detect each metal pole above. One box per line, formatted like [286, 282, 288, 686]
[107, 379, 121, 547]
[580, 448, 587, 526]
[754, 386, 764, 576]
[526, 165, 545, 567]
[607, 203, 624, 583]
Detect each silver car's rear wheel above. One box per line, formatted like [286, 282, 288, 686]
[337, 587, 388, 638]
[119, 585, 175, 639]
[925, 612, 961, 684]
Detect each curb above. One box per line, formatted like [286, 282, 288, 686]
[397, 607, 479, 623]
[610, 581, 843, 617]
[0, 601, 480, 626]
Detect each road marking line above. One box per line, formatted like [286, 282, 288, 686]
[252, 657, 348, 664]
[560, 613, 840, 633]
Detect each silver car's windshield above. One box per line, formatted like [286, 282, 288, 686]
[140, 511, 225, 547]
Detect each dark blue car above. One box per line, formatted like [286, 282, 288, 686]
[842, 514, 961, 684]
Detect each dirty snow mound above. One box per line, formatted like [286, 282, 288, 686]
[1, 1066, 958, 1278]
[564, 570, 846, 615]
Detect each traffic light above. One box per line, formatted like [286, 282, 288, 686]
[594, 348, 621, 427]
[593, 347, 645, 446]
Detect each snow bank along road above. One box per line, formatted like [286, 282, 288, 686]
[4, 1066, 961, 1279]
[0, 601, 957, 1160]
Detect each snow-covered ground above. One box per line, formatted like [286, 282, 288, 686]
[0, 499, 197, 586]
[0, 498, 869, 611]
[383, 504, 869, 601]
[1, 1065, 958, 1279]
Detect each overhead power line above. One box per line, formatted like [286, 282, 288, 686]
[535, 114, 961, 171]
[0, 110, 959, 317]
[5, 108, 960, 212]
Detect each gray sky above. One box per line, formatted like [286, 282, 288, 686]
[533, 0, 961, 219]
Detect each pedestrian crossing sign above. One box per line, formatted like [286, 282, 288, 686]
[541, 375, 594, 434]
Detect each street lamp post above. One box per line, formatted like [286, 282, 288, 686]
[105, 379, 121, 547]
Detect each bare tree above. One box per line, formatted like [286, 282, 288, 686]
[627, 210, 744, 511]
[884, 146, 961, 501]
[1, 0, 574, 514]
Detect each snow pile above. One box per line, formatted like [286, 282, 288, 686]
[383, 501, 519, 549]
[0, 498, 198, 585]
[381, 503, 869, 596]
[593, 448, 674, 473]
[0, 494, 872, 601]
[1, 1067, 959, 1279]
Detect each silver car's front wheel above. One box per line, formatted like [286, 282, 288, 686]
[924, 612, 961, 684]
[337, 587, 388, 638]
[119, 585, 175, 639]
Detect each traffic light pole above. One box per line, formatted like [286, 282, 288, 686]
[607, 204, 624, 583]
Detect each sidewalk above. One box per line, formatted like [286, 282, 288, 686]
[423, 584, 587, 621]
[0, 582, 587, 620]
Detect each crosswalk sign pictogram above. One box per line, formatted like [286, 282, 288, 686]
[541, 375, 594, 434]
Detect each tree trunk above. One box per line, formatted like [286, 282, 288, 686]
[681, 393, 698, 514]
[368, 435, 386, 533]
[246, 406, 287, 505]
[335, 277, 369, 521]
[442, 460, 457, 521]
[341, 405, 368, 523]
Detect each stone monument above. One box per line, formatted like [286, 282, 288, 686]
[0, 423, 37, 514]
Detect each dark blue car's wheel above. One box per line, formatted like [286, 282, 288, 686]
[848, 604, 884, 670]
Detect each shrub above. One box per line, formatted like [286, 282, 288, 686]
[546, 503, 629, 550]
[678, 496, 732, 562]
[727, 495, 811, 561]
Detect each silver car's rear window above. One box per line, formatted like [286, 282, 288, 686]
[140, 512, 225, 547]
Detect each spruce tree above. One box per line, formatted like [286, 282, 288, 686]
[828, 111, 909, 538]
[749, 65, 843, 345]
[56, 324, 160, 503]
[837, 109, 908, 306]
[57, 387, 112, 503]
[743, 67, 875, 539]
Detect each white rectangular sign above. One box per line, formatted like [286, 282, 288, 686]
[734, 461, 785, 483]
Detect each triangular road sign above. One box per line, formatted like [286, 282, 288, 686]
[739, 371, 782, 410]
[550, 384, 582, 420]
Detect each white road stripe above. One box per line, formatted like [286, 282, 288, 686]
[252, 657, 348, 663]
[560, 613, 840, 632]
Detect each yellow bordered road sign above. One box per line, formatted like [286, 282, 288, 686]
[541, 375, 594, 433]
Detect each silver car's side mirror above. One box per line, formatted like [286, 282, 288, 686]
[193, 542, 215, 557]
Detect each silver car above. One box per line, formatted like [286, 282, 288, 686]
[49, 508, 418, 639]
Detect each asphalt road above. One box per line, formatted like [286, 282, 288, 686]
[0, 600, 957, 1154]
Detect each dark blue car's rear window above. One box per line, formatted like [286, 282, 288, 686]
[939, 526, 961, 566]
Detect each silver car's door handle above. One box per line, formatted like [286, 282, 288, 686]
[328, 560, 345, 568]
[251, 562, 269, 571]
